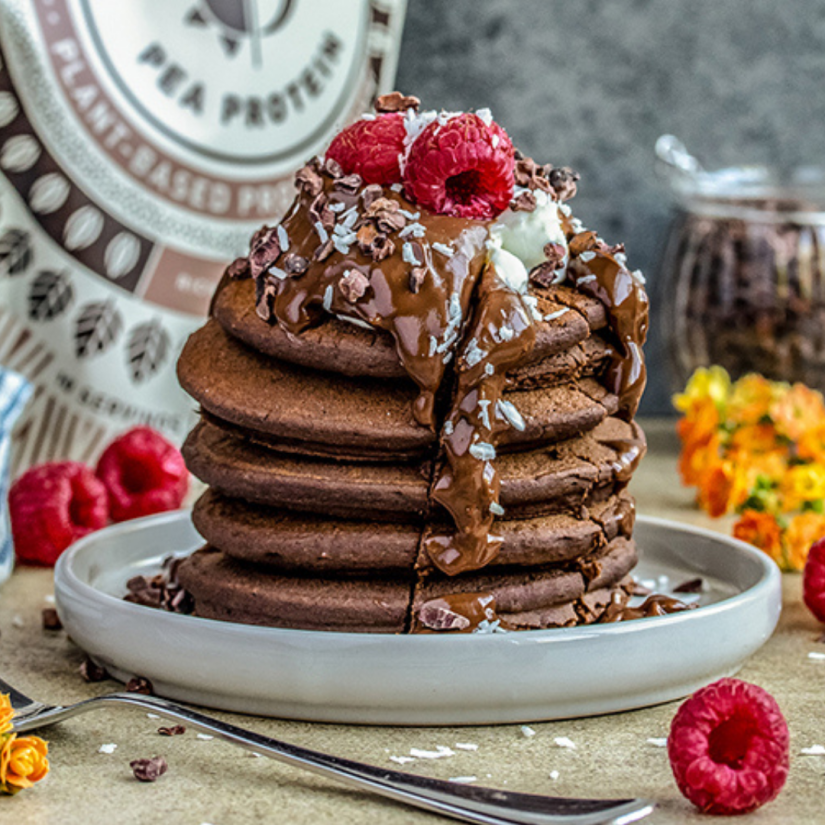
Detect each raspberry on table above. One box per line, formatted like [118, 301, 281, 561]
[803, 536, 825, 623]
[402, 112, 514, 219]
[9, 462, 109, 566]
[668, 678, 789, 815]
[95, 426, 188, 522]
[325, 114, 407, 185]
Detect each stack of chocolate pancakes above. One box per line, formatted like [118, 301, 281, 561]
[175, 100, 649, 634]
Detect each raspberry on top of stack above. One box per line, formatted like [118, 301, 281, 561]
[176, 93, 650, 633]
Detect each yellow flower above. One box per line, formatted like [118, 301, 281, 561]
[771, 382, 825, 442]
[727, 373, 776, 426]
[733, 510, 784, 565]
[783, 512, 825, 571]
[0, 695, 13, 736]
[779, 463, 825, 512]
[0, 733, 49, 794]
[673, 366, 731, 416]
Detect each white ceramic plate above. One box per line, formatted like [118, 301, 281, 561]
[54, 511, 781, 725]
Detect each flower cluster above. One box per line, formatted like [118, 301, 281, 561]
[0, 694, 49, 795]
[675, 367, 825, 571]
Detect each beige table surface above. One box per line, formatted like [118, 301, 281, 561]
[1, 419, 823, 825]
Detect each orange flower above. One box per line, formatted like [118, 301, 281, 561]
[698, 460, 750, 517]
[679, 431, 722, 488]
[783, 512, 825, 571]
[727, 373, 776, 426]
[771, 382, 825, 442]
[797, 422, 825, 463]
[733, 510, 783, 565]
[0, 696, 13, 736]
[728, 423, 781, 456]
[0, 733, 49, 794]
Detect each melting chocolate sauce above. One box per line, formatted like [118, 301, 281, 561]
[416, 591, 512, 632]
[600, 593, 695, 623]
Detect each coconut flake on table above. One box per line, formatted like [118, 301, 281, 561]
[197, 733, 214, 740]
[808, 652, 825, 660]
[520, 726, 536, 738]
[554, 737, 576, 749]
[409, 746, 455, 759]
[455, 743, 478, 751]
[801, 745, 825, 755]
[449, 776, 478, 784]
[646, 738, 668, 748]
[549, 770, 560, 780]
[98, 743, 118, 754]
[389, 755, 416, 765]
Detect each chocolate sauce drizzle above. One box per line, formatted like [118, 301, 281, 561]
[234, 148, 649, 625]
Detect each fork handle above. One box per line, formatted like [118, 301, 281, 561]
[21, 693, 653, 825]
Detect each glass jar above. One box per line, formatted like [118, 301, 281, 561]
[655, 135, 825, 392]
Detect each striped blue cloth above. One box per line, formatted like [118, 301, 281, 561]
[0, 367, 32, 584]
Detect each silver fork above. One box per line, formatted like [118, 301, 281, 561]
[1, 676, 654, 825]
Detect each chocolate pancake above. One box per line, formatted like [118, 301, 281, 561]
[191, 488, 635, 574]
[177, 536, 635, 633]
[183, 417, 645, 520]
[213, 277, 608, 380]
[178, 320, 618, 461]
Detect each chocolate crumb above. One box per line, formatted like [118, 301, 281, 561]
[309, 193, 334, 230]
[513, 157, 552, 193]
[548, 167, 580, 201]
[295, 160, 323, 196]
[339, 269, 370, 302]
[322, 157, 344, 179]
[334, 173, 363, 193]
[361, 184, 384, 210]
[158, 725, 186, 737]
[356, 224, 395, 262]
[283, 253, 309, 275]
[313, 239, 335, 262]
[224, 256, 250, 281]
[42, 607, 62, 631]
[248, 228, 282, 279]
[375, 91, 420, 113]
[126, 676, 154, 695]
[130, 756, 168, 783]
[409, 267, 426, 294]
[673, 578, 704, 594]
[511, 191, 537, 212]
[80, 658, 109, 683]
[529, 262, 559, 289]
[419, 600, 471, 631]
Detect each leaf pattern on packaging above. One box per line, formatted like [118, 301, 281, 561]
[127, 319, 170, 383]
[0, 228, 33, 275]
[75, 300, 122, 358]
[28, 269, 73, 321]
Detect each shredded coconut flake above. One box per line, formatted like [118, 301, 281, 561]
[577, 273, 597, 285]
[490, 502, 505, 516]
[544, 307, 570, 322]
[808, 651, 825, 660]
[455, 743, 478, 751]
[432, 242, 454, 257]
[449, 776, 478, 784]
[391, 182, 403, 193]
[197, 734, 214, 741]
[276, 224, 289, 252]
[268, 266, 288, 280]
[329, 202, 346, 213]
[554, 737, 576, 749]
[646, 738, 668, 748]
[801, 745, 825, 755]
[409, 746, 455, 759]
[549, 770, 560, 780]
[497, 399, 525, 431]
[443, 420, 454, 436]
[484, 363, 494, 376]
[476, 107, 493, 126]
[469, 441, 496, 462]
[314, 221, 329, 244]
[521, 726, 536, 738]
[98, 743, 118, 754]
[146, 713, 161, 720]
[11, 615, 23, 628]
[390, 755, 417, 765]
[398, 208, 420, 221]
[323, 284, 334, 312]
[44, 594, 55, 604]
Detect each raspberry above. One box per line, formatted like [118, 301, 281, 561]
[95, 427, 188, 522]
[402, 112, 514, 219]
[668, 678, 789, 815]
[9, 462, 109, 566]
[803, 536, 825, 622]
[325, 114, 406, 185]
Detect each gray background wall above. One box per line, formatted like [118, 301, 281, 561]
[395, 0, 825, 414]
